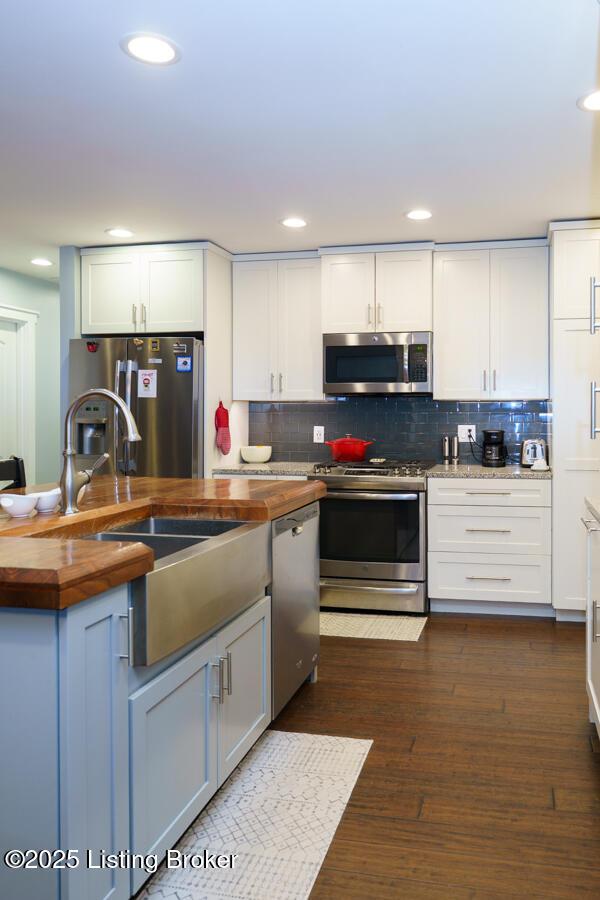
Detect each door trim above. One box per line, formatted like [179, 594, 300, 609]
[0, 304, 38, 483]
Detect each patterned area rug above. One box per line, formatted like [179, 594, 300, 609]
[138, 730, 372, 899]
[320, 611, 427, 641]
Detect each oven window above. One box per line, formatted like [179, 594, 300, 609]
[325, 345, 404, 384]
[320, 495, 420, 563]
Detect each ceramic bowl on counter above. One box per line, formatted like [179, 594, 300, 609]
[30, 487, 61, 513]
[240, 445, 272, 463]
[0, 493, 38, 518]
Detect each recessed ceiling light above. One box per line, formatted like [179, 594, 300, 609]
[577, 90, 600, 111]
[280, 217, 307, 228]
[120, 33, 180, 66]
[105, 227, 134, 238]
[31, 258, 52, 267]
[406, 209, 432, 221]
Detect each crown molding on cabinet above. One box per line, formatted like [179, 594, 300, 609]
[233, 250, 320, 261]
[435, 238, 548, 251]
[80, 240, 233, 260]
[548, 219, 600, 234]
[318, 241, 435, 255]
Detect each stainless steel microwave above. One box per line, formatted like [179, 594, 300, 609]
[323, 332, 433, 395]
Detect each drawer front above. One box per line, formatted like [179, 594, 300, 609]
[428, 552, 551, 604]
[427, 477, 551, 507]
[428, 505, 551, 555]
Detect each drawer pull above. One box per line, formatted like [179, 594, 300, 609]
[466, 575, 512, 582]
[465, 528, 512, 534]
[465, 491, 512, 496]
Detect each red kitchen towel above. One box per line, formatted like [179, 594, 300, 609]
[215, 401, 231, 455]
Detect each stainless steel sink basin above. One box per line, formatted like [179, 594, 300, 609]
[86, 531, 208, 561]
[108, 517, 245, 537]
[85, 517, 271, 668]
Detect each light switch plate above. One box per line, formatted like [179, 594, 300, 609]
[458, 424, 476, 443]
[313, 426, 325, 443]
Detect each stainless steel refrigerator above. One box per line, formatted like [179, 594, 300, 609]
[69, 336, 203, 477]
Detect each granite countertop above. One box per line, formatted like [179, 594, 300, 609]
[586, 497, 600, 523]
[427, 463, 552, 480]
[213, 462, 317, 476]
[214, 460, 553, 479]
[0, 475, 326, 610]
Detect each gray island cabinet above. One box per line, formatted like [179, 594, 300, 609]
[0, 585, 271, 900]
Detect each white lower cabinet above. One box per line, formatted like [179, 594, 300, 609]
[585, 516, 600, 733]
[428, 552, 550, 604]
[129, 595, 271, 894]
[428, 477, 551, 607]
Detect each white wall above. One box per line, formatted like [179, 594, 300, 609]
[0, 266, 60, 484]
[204, 250, 248, 475]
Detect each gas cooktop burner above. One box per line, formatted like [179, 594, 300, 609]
[312, 459, 435, 478]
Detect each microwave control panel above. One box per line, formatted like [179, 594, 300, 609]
[408, 344, 428, 383]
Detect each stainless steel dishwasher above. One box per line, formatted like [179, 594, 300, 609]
[272, 501, 320, 717]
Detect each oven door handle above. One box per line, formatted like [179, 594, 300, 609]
[324, 491, 419, 502]
[320, 579, 420, 595]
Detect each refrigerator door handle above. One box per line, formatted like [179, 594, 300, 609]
[124, 360, 137, 473]
[114, 359, 125, 471]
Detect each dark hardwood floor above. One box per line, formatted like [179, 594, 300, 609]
[272, 614, 600, 899]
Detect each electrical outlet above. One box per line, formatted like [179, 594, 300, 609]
[313, 426, 324, 443]
[458, 424, 476, 443]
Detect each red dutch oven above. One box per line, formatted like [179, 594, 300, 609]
[325, 434, 374, 462]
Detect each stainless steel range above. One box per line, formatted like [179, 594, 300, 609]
[308, 459, 433, 613]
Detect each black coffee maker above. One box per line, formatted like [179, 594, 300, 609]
[482, 429, 507, 468]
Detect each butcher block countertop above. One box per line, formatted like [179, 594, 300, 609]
[0, 475, 326, 610]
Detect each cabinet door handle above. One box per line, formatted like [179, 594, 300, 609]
[141, 303, 147, 329]
[117, 613, 131, 662]
[466, 576, 512, 582]
[376, 304, 382, 326]
[210, 658, 226, 703]
[226, 651, 232, 696]
[465, 528, 512, 533]
[279, 372, 283, 392]
[367, 304, 373, 326]
[483, 370, 487, 392]
[132, 304, 137, 327]
[591, 277, 600, 335]
[270, 373, 275, 394]
[591, 382, 600, 440]
[493, 369, 497, 391]
[595, 602, 600, 642]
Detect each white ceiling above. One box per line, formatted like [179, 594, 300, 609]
[1, 0, 599, 279]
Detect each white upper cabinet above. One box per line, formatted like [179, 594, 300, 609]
[82, 252, 141, 334]
[321, 250, 432, 333]
[433, 246, 549, 401]
[141, 249, 204, 332]
[277, 259, 322, 400]
[233, 258, 322, 402]
[321, 253, 375, 332]
[81, 247, 204, 335]
[433, 249, 491, 399]
[552, 228, 600, 320]
[489, 247, 549, 400]
[233, 261, 278, 401]
[375, 250, 433, 331]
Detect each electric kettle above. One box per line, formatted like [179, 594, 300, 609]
[520, 439, 548, 467]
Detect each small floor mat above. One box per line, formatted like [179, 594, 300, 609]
[320, 611, 427, 641]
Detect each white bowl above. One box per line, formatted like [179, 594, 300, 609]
[240, 445, 272, 464]
[0, 493, 38, 518]
[31, 487, 61, 514]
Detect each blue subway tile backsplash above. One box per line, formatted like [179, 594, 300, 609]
[249, 397, 551, 464]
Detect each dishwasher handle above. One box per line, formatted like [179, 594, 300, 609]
[273, 501, 319, 537]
